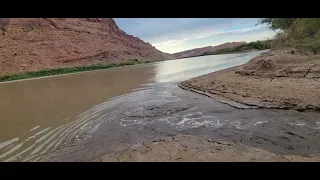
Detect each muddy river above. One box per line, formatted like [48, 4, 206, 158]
[1, 50, 320, 162]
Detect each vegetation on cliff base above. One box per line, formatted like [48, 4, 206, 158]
[0, 59, 153, 82]
[202, 40, 272, 55]
[203, 18, 320, 56]
[259, 18, 320, 54]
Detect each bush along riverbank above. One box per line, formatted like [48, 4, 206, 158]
[202, 40, 272, 56]
[0, 59, 153, 82]
[261, 18, 320, 54]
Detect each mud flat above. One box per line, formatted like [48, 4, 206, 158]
[180, 49, 320, 111]
[97, 134, 320, 162]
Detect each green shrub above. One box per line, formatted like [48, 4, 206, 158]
[203, 40, 272, 55]
[259, 18, 320, 53]
[0, 59, 145, 82]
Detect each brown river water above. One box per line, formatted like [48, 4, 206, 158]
[1, 50, 320, 162]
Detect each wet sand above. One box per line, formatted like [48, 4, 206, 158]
[97, 134, 320, 162]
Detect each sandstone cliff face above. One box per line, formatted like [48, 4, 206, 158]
[0, 18, 173, 75]
[172, 42, 247, 59]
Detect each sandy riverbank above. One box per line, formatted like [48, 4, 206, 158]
[96, 134, 320, 162]
[180, 49, 320, 111]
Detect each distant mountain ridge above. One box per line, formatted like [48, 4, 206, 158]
[172, 42, 247, 59]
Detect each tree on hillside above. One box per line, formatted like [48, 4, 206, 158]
[259, 18, 320, 52]
[258, 18, 296, 31]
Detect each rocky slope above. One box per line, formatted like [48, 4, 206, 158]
[172, 41, 247, 59]
[0, 18, 173, 75]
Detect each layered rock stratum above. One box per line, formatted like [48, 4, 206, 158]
[0, 18, 173, 75]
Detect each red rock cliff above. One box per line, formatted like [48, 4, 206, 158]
[0, 18, 173, 75]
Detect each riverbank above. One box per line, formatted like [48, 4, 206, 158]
[96, 134, 320, 162]
[179, 49, 320, 111]
[0, 59, 153, 82]
[202, 40, 272, 56]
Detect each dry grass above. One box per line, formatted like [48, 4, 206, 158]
[271, 18, 320, 54]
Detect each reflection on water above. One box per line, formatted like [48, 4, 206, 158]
[155, 50, 267, 82]
[0, 51, 267, 161]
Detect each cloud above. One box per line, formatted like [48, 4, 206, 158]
[153, 26, 276, 53]
[143, 19, 259, 43]
[114, 18, 276, 54]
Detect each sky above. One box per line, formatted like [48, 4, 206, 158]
[114, 18, 276, 54]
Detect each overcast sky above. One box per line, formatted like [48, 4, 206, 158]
[114, 18, 276, 54]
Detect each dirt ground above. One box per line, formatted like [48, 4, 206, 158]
[180, 49, 320, 111]
[96, 134, 320, 162]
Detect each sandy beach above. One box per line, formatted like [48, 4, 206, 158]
[96, 134, 320, 162]
[180, 49, 320, 111]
